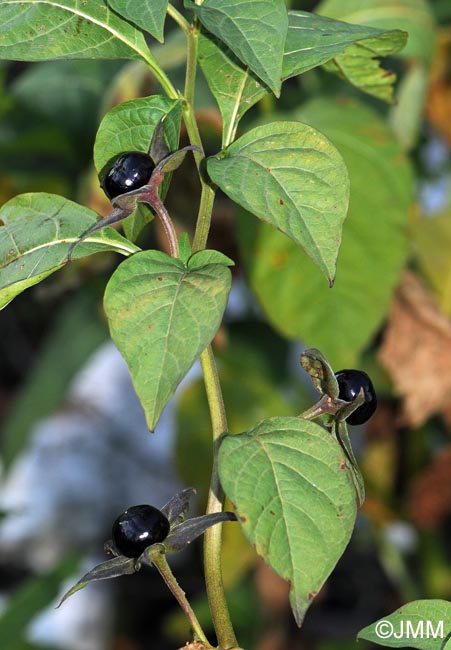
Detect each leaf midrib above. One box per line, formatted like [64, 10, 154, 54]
[1, 0, 153, 64]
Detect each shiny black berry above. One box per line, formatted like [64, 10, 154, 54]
[112, 505, 170, 558]
[102, 152, 155, 199]
[335, 369, 377, 425]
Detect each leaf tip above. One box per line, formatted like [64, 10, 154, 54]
[146, 412, 159, 433]
[288, 592, 308, 628]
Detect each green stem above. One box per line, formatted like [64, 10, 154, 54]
[200, 347, 238, 650]
[149, 546, 213, 648]
[181, 19, 217, 252]
[193, 183, 216, 252]
[167, 3, 190, 33]
[181, 20, 207, 167]
[179, 12, 237, 648]
[184, 19, 198, 110]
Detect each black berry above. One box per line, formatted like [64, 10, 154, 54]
[335, 369, 377, 425]
[102, 152, 155, 199]
[112, 505, 170, 558]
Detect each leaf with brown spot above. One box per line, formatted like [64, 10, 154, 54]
[218, 416, 357, 625]
[379, 271, 451, 426]
[207, 120, 349, 284]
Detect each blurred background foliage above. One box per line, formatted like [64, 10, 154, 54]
[1, 0, 451, 649]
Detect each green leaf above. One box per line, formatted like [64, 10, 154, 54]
[188, 249, 234, 270]
[103, 250, 232, 430]
[238, 98, 413, 369]
[109, 0, 169, 43]
[198, 12, 406, 146]
[188, 0, 288, 95]
[0, 0, 159, 65]
[318, 0, 436, 63]
[0, 193, 139, 309]
[357, 600, 451, 648]
[207, 121, 349, 283]
[218, 416, 357, 625]
[197, 31, 269, 147]
[94, 96, 182, 175]
[123, 203, 154, 243]
[0, 554, 81, 649]
[177, 232, 192, 265]
[321, 29, 407, 103]
[283, 11, 405, 80]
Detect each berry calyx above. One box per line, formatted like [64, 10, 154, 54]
[101, 152, 155, 200]
[112, 505, 170, 558]
[335, 369, 377, 425]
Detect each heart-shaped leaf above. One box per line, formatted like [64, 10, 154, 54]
[218, 416, 357, 625]
[108, 0, 169, 43]
[358, 599, 451, 648]
[238, 98, 412, 369]
[0, 193, 139, 309]
[188, 0, 288, 95]
[207, 121, 349, 283]
[103, 250, 233, 430]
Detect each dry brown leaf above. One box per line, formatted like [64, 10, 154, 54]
[379, 271, 451, 426]
[409, 445, 451, 529]
[426, 28, 451, 145]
